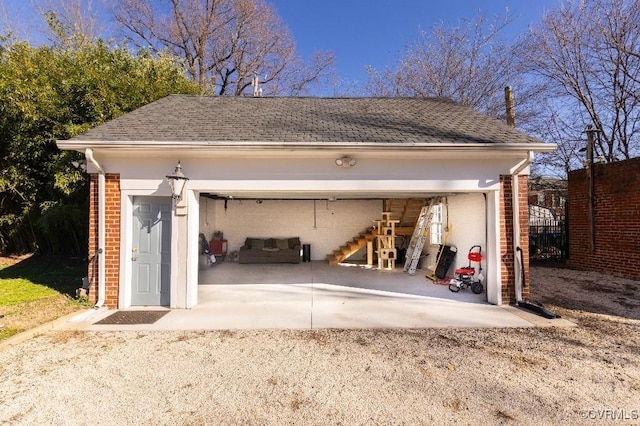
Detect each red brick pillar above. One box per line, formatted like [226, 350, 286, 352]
[88, 173, 121, 308]
[500, 175, 530, 304]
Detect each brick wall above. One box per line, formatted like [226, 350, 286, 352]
[500, 175, 530, 303]
[568, 158, 640, 279]
[88, 173, 121, 308]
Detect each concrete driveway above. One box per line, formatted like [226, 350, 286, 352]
[62, 262, 569, 330]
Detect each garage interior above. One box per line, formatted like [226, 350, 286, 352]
[196, 195, 488, 305]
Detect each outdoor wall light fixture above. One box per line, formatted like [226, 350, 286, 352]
[335, 156, 356, 167]
[166, 161, 189, 201]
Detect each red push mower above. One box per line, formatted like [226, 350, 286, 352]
[449, 245, 484, 294]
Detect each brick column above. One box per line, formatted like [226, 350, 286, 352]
[500, 175, 530, 303]
[87, 173, 121, 308]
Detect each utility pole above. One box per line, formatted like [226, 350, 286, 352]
[504, 86, 515, 128]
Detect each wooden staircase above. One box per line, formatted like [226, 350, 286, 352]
[326, 199, 430, 265]
[326, 228, 379, 265]
[384, 198, 429, 228]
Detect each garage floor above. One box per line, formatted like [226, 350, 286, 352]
[198, 260, 482, 302]
[62, 261, 558, 330]
[192, 261, 527, 329]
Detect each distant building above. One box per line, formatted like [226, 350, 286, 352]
[528, 177, 566, 260]
[528, 204, 559, 227]
[528, 176, 567, 219]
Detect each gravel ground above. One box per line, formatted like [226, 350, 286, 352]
[1, 266, 639, 425]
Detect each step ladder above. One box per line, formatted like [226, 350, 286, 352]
[403, 198, 438, 275]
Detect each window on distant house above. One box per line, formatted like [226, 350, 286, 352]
[430, 203, 443, 245]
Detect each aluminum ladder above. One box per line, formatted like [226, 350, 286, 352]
[403, 199, 437, 275]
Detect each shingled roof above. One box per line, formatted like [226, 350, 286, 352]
[70, 95, 545, 146]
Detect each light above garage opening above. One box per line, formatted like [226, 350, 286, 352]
[335, 156, 356, 167]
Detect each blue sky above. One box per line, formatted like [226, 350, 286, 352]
[272, 0, 560, 88]
[1, 0, 561, 89]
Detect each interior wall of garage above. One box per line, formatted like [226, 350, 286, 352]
[199, 198, 383, 260]
[422, 193, 486, 275]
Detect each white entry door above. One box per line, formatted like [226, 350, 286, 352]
[131, 196, 171, 306]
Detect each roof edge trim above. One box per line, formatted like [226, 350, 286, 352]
[57, 140, 557, 153]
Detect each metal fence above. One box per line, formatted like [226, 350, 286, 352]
[529, 219, 567, 261]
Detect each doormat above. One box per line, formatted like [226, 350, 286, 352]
[94, 310, 169, 325]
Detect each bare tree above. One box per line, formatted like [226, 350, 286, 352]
[600, 0, 640, 102]
[18, 0, 113, 48]
[113, 0, 334, 95]
[365, 12, 524, 118]
[0, 2, 12, 38]
[520, 0, 640, 166]
[44, 0, 107, 43]
[528, 103, 588, 178]
[0, 1, 52, 42]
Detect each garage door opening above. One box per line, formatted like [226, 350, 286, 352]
[196, 194, 489, 304]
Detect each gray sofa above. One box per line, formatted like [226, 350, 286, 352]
[239, 237, 301, 264]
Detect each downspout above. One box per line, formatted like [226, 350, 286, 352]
[85, 148, 106, 309]
[512, 151, 534, 302]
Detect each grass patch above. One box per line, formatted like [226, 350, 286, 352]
[0, 255, 90, 342]
[0, 279, 60, 305]
[0, 255, 87, 296]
